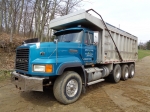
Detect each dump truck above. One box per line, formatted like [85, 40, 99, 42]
[11, 9, 138, 104]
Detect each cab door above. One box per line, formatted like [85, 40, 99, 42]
[81, 31, 97, 65]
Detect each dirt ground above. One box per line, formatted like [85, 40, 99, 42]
[0, 57, 150, 112]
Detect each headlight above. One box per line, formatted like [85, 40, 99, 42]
[33, 64, 53, 73]
[33, 65, 45, 72]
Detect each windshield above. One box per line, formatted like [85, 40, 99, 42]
[55, 30, 83, 43]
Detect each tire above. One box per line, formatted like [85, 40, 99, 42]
[129, 64, 135, 78]
[121, 65, 129, 81]
[110, 64, 121, 83]
[53, 71, 82, 104]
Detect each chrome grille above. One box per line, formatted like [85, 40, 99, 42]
[15, 48, 29, 71]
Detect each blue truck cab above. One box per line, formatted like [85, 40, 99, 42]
[14, 27, 97, 76]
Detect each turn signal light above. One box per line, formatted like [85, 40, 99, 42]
[45, 65, 53, 73]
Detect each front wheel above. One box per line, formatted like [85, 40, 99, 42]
[53, 71, 82, 104]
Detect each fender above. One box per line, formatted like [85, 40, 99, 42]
[57, 62, 82, 75]
[57, 62, 86, 87]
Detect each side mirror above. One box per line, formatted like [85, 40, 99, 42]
[54, 39, 58, 44]
[92, 42, 97, 46]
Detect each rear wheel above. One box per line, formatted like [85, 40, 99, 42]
[110, 64, 121, 83]
[121, 65, 129, 81]
[53, 71, 82, 104]
[129, 64, 135, 78]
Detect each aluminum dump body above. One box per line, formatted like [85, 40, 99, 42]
[50, 10, 138, 64]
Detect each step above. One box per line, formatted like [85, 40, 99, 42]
[87, 79, 105, 86]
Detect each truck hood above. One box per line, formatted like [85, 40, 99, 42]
[18, 42, 81, 60]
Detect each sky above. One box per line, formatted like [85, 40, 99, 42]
[81, 0, 150, 43]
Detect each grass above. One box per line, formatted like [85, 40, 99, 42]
[0, 70, 11, 81]
[138, 49, 150, 59]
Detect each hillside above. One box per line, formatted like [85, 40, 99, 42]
[0, 33, 27, 70]
[0, 33, 27, 52]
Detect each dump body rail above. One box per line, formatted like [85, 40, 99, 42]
[86, 9, 123, 62]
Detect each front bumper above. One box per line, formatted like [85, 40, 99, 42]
[11, 71, 44, 91]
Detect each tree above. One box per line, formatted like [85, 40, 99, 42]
[59, 0, 83, 16]
[16, 0, 24, 34]
[146, 40, 150, 50]
[0, 0, 4, 32]
[0, 0, 84, 42]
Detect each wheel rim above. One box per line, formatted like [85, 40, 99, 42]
[131, 67, 134, 76]
[125, 68, 129, 78]
[66, 79, 78, 97]
[116, 68, 121, 79]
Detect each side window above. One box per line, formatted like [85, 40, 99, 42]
[94, 32, 98, 43]
[88, 33, 93, 44]
[84, 33, 88, 44]
[84, 32, 93, 45]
